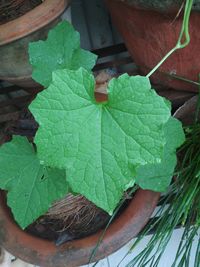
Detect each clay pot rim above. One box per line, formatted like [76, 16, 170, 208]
[0, 189, 160, 267]
[0, 0, 70, 46]
[174, 95, 198, 118]
[112, 0, 188, 14]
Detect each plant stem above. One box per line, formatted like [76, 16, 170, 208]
[146, 47, 177, 78]
[167, 73, 200, 86]
[146, 0, 193, 78]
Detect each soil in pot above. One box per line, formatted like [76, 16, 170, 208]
[0, 0, 43, 25]
[25, 190, 134, 246]
[25, 194, 111, 246]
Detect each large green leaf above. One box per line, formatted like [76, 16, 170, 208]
[29, 68, 171, 214]
[0, 136, 68, 229]
[135, 117, 185, 191]
[29, 21, 97, 87]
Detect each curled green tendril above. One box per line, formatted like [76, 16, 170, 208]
[147, 0, 193, 78]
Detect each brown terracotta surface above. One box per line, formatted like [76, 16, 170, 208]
[0, 19, 61, 88]
[112, 0, 192, 13]
[105, 0, 200, 92]
[0, 0, 70, 88]
[174, 95, 199, 124]
[0, 74, 42, 89]
[0, 0, 70, 45]
[0, 189, 160, 267]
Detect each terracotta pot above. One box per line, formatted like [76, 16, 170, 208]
[0, 190, 159, 267]
[174, 95, 200, 124]
[105, 0, 200, 92]
[0, 0, 70, 88]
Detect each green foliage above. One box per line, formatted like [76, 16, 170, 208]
[125, 122, 200, 267]
[29, 68, 173, 214]
[29, 21, 97, 87]
[135, 117, 185, 191]
[0, 136, 68, 229]
[0, 19, 186, 228]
